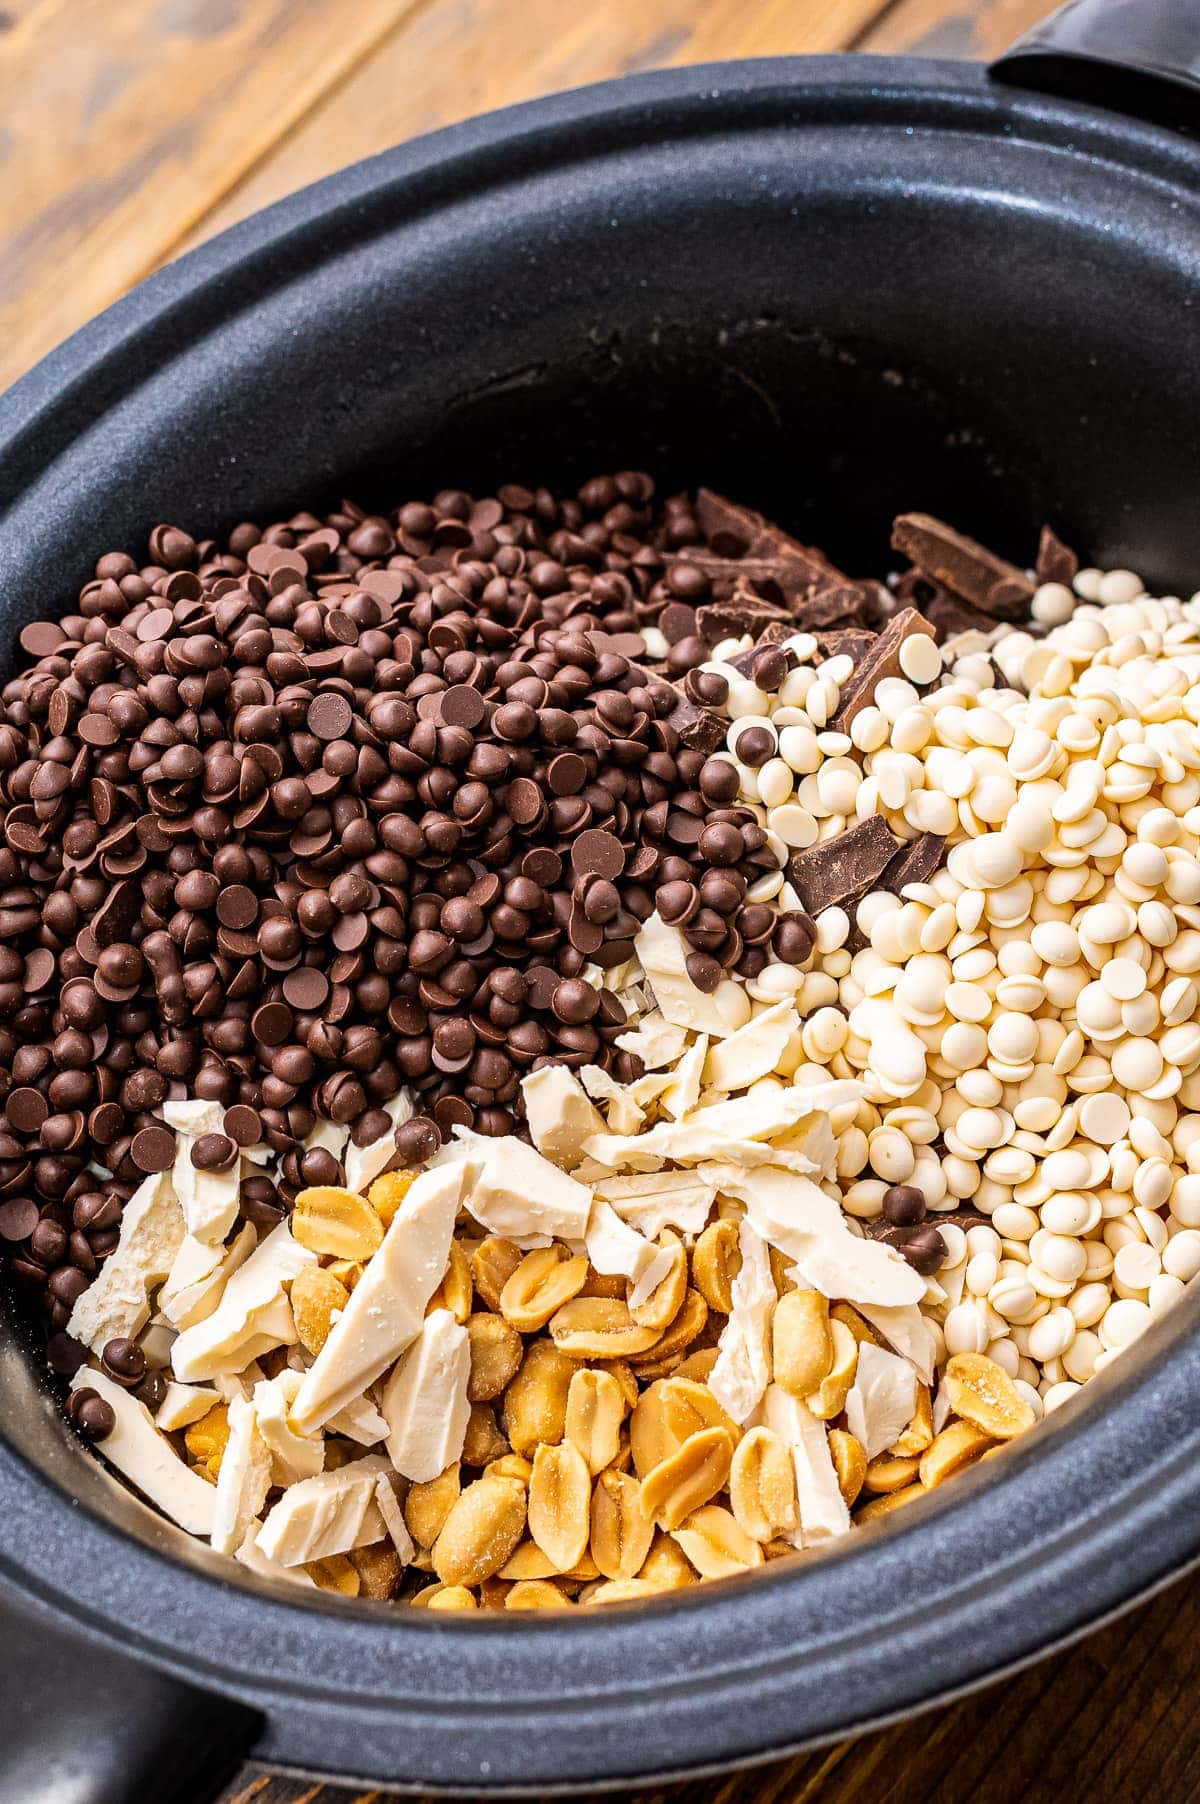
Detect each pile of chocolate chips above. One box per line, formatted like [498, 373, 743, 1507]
[0, 475, 880, 1340]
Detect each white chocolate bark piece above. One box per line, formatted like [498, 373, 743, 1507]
[522, 1066, 605, 1166]
[326, 1394, 390, 1446]
[155, 1382, 221, 1433]
[343, 1089, 414, 1195]
[291, 1164, 462, 1435]
[171, 1222, 314, 1384]
[70, 1369, 215, 1537]
[583, 1079, 859, 1171]
[705, 1001, 799, 1093]
[464, 1137, 591, 1246]
[658, 1032, 708, 1121]
[634, 915, 752, 1037]
[845, 1342, 919, 1459]
[855, 1301, 937, 1385]
[373, 1474, 415, 1565]
[380, 1308, 471, 1482]
[159, 1223, 256, 1330]
[255, 1456, 391, 1565]
[709, 1219, 776, 1424]
[253, 1372, 325, 1483]
[614, 1008, 689, 1070]
[173, 1151, 240, 1247]
[211, 1395, 272, 1555]
[585, 1198, 667, 1293]
[763, 1384, 851, 1547]
[162, 1100, 227, 1137]
[579, 1066, 646, 1136]
[67, 1172, 185, 1352]
[594, 1170, 717, 1240]
[234, 1527, 317, 1588]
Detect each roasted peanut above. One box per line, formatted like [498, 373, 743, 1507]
[185, 1402, 229, 1477]
[290, 1266, 349, 1356]
[629, 1235, 687, 1331]
[433, 1474, 528, 1586]
[942, 1354, 1037, 1440]
[502, 1339, 577, 1457]
[827, 1429, 867, 1507]
[506, 1579, 570, 1610]
[549, 1296, 661, 1359]
[637, 1531, 697, 1590]
[528, 1439, 592, 1572]
[466, 1312, 523, 1403]
[805, 1319, 858, 1420]
[348, 1540, 403, 1600]
[582, 1578, 662, 1606]
[367, 1169, 414, 1227]
[590, 1469, 655, 1580]
[919, 1419, 995, 1489]
[501, 1247, 589, 1332]
[830, 1301, 885, 1348]
[422, 1584, 477, 1611]
[772, 1289, 833, 1398]
[470, 1236, 522, 1311]
[306, 1553, 360, 1595]
[729, 1426, 797, 1543]
[291, 1185, 383, 1261]
[640, 1427, 734, 1532]
[692, 1219, 741, 1313]
[855, 1483, 925, 1525]
[672, 1505, 763, 1579]
[627, 1289, 708, 1374]
[565, 1368, 625, 1475]
[864, 1453, 922, 1494]
[629, 1380, 675, 1479]
[405, 1463, 461, 1549]
[462, 1403, 509, 1468]
[660, 1376, 737, 1446]
[891, 1384, 934, 1457]
[430, 1239, 473, 1325]
[486, 1454, 532, 1485]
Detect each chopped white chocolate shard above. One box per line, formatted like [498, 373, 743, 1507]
[326, 1393, 390, 1446]
[66, 1172, 185, 1352]
[845, 1342, 919, 1459]
[380, 1308, 471, 1482]
[580, 1066, 646, 1136]
[855, 1302, 937, 1385]
[253, 1372, 325, 1484]
[256, 1456, 392, 1566]
[155, 1382, 221, 1433]
[585, 1198, 667, 1293]
[521, 1065, 605, 1166]
[343, 1089, 414, 1195]
[291, 1165, 462, 1435]
[173, 1147, 241, 1247]
[234, 1526, 317, 1588]
[705, 1001, 799, 1093]
[171, 1222, 314, 1384]
[659, 1032, 708, 1121]
[465, 1137, 592, 1246]
[159, 1223, 256, 1330]
[763, 1384, 851, 1547]
[709, 1219, 776, 1424]
[162, 1099, 227, 1138]
[70, 1369, 215, 1536]
[211, 1395, 272, 1555]
[614, 1009, 689, 1070]
[584, 1079, 859, 1170]
[634, 914, 753, 1037]
[594, 1170, 717, 1240]
[373, 1474, 415, 1565]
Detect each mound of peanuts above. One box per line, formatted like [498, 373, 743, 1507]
[57, 516, 1200, 1611]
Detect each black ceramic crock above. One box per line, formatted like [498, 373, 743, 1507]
[1, 2, 1200, 1797]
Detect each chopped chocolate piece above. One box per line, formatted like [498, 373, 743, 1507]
[695, 488, 764, 556]
[892, 513, 1034, 620]
[682, 554, 818, 609]
[880, 832, 947, 895]
[697, 597, 792, 644]
[1036, 524, 1079, 588]
[664, 690, 727, 753]
[894, 569, 994, 644]
[787, 815, 901, 916]
[831, 607, 937, 730]
[813, 627, 878, 665]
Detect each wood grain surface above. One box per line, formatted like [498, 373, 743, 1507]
[9, 1, 1187, 1802]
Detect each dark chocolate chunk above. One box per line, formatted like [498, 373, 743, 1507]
[891, 513, 1034, 620]
[665, 690, 727, 752]
[787, 815, 901, 916]
[697, 597, 792, 644]
[879, 832, 947, 895]
[1036, 524, 1080, 588]
[831, 607, 937, 730]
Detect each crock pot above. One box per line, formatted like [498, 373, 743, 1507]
[1, 2, 1199, 1797]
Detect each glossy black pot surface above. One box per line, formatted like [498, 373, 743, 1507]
[2, 3, 1200, 1796]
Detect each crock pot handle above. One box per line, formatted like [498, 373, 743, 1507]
[0, 1587, 260, 1804]
[991, 0, 1200, 129]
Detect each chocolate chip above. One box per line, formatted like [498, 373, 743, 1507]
[882, 1184, 927, 1226]
[101, 1336, 146, 1387]
[307, 692, 354, 740]
[71, 1389, 116, 1442]
[6, 1088, 48, 1134]
[223, 1104, 263, 1147]
[191, 1133, 237, 1172]
[130, 1126, 175, 1173]
[571, 829, 625, 882]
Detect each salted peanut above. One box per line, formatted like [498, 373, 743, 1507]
[528, 1440, 591, 1572]
[499, 1539, 557, 1580]
[324, 1257, 364, 1293]
[367, 1169, 415, 1228]
[638, 1532, 696, 1590]
[629, 1235, 687, 1331]
[292, 1186, 383, 1261]
[661, 1377, 737, 1446]
[675, 1346, 719, 1384]
[478, 1575, 513, 1609]
[831, 1302, 885, 1348]
[692, 1219, 741, 1314]
[590, 1469, 655, 1580]
[672, 1505, 764, 1579]
[806, 1320, 859, 1421]
[349, 1540, 403, 1601]
[640, 1426, 734, 1532]
[864, 1453, 922, 1495]
[891, 1384, 934, 1458]
[610, 1429, 634, 1475]
[565, 1368, 626, 1475]
[424, 1584, 478, 1612]
[501, 1247, 590, 1333]
[506, 1579, 571, 1610]
[290, 1266, 350, 1357]
[763, 1537, 799, 1561]
[579, 1270, 628, 1300]
[487, 1454, 532, 1485]
[462, 1403, 509, 1468]
[433, 1473, 528, 1586]
[405, 1464, 462, 1548]
[502, 1339, 577, 1457]
[827, 1429, 868, 1507]
[629, 1381, 674, 1479]
[307, 1553, 361, 1595]
[582, 1578, 662, 1606]
[466, 1312, 523, 1403]
[628, 1290, 709, 1373]
[855, 1484, 925, 1525]
[767, 1245, 794, 1297]
[549, 1296, 661, 1360]
[919, 1419, 995, 1489]
[729, 1426, 797, 1543]
[773, 1290, 833, 1399]
[942, 1354, 1037, 1441]
[430, 1239, 473, 1325]
[595, 1359, 640, 1411]
[470, 1236, 523, 1312]
[185, 1402, 229, 1476]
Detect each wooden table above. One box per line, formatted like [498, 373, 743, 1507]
[4, 1, 1198, 1800]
